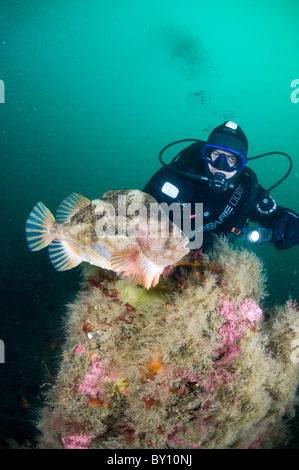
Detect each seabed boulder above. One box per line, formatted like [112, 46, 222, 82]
[36, 240, 299, 449]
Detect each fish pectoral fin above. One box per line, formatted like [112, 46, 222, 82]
[48, 240, 82, 271]
[151, 272, 161, 287]
[110, 249, 157, 289]
[56, 193, 91, 223]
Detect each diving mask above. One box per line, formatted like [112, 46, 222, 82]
[202, 144, 247, 172]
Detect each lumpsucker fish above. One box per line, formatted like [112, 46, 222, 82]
[25, 189, 189, 289]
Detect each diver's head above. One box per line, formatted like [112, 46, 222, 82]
[202, 121, 248, 191]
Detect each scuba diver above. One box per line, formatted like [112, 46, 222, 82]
[143, 120, 299, 251]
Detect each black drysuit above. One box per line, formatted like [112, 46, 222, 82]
[143, 141, 299, 251]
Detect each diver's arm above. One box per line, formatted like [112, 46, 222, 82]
[251, 199, 299, 250]
[271, 206, 299, 250]
[143, 141, 204, 203]
[143, 166, 180, 205]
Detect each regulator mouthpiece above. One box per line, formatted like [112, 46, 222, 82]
[209, 172, 228, 192]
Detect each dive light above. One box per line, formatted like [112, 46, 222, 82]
[246, 227, 273, 245]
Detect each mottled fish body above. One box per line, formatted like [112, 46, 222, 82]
[25, 190, 189, 289]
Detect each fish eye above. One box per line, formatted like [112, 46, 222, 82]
[168, 225, 173, 233]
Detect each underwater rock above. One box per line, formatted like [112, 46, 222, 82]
[35, 239, 299, 449]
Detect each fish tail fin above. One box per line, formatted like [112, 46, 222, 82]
[25, 201, 56, 251]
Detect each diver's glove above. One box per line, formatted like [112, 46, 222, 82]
[272, 208, 299, 250]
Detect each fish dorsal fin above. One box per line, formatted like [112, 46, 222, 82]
[56, 193, 91, 223]
[48, 239, 82, 271]
[110, 249, 162, 289]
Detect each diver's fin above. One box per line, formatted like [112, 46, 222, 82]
[48, 239, 82, 271]
[110, 249, 158, 289]
[56, 193, 91, 223]
[26, 202, 55, 251]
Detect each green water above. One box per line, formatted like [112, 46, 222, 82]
[0, 0, 299, 446]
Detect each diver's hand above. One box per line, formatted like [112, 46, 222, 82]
[273, 209, 299, 250]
